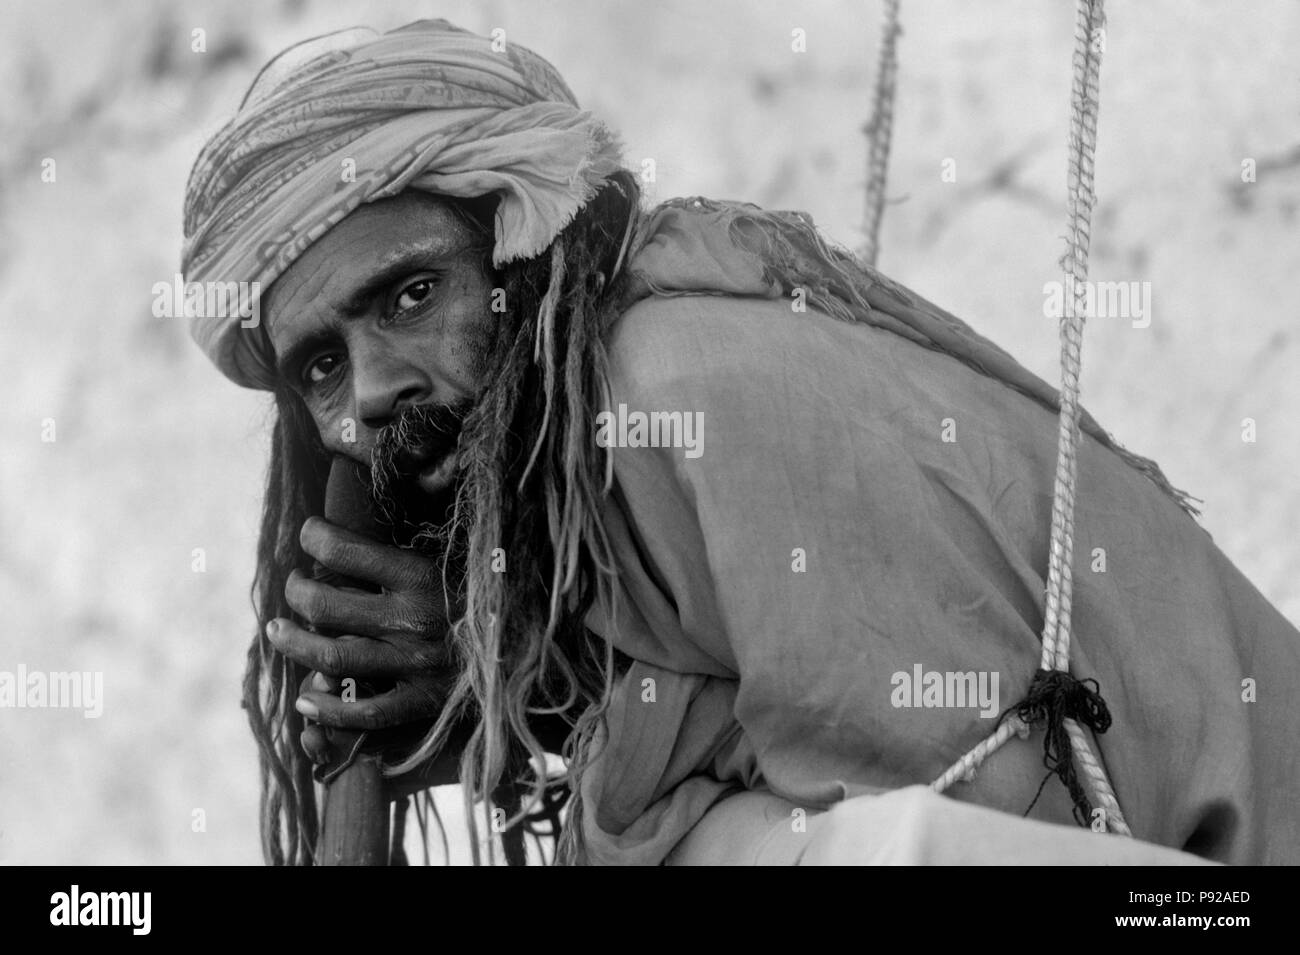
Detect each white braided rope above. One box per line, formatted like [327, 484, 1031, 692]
[860, 0, 902, 268]
[931, 715, 1029, 793]
[932, 0, 1130, 837]
[1066, 716, 1131, 835]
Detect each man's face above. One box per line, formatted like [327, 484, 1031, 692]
[265, 191, 496, 498]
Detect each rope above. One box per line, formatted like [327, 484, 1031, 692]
[932, 0, 1131, 838]
[860, 0, 902, 268]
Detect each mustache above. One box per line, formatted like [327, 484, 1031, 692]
[368, 400, 475, 537]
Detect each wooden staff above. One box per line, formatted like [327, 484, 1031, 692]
[312, 456, 392, 866]
[316, 734, 389, 865]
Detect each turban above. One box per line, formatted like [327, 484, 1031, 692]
[181, 19, 624, 389]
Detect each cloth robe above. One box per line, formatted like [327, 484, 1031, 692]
[573, 201, 1300, 865]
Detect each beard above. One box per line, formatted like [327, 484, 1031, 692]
[368, 399, 475, 553]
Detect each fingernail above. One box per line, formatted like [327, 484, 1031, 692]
[295, 698, 319, 719]
[265, 619, 280, 638]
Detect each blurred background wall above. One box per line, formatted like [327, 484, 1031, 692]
[1, 0, 1297, 864]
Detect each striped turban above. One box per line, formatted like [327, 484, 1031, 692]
[181, 18, 623, 389]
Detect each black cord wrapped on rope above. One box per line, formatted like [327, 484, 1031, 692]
[996, 669, 1113, 826]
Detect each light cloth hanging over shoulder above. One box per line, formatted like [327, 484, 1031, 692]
[572, 199, 1300, 865]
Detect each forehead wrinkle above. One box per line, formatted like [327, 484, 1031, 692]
[274, 232, 453, 327]
[333, 235, 460, 309]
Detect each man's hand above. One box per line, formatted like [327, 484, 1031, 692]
[265, 516, 464, 787]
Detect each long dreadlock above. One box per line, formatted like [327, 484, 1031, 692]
[247, 384, 329, 866]
[246, 170, 641, 866]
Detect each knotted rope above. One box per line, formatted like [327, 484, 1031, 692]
[931, 0, 1131, 837]
[860, 0, 902, 268]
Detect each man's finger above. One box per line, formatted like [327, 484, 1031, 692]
[295, 679, 447, 730]
[298, 670, 339, 696]
[299, 516, 438, 593]
[284, 569, 413, 636]
[267, 617, 445, 678]
[301, 722, 330, 764]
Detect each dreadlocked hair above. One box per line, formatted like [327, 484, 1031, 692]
[246, 170, 642, 865]
[247, 382, 330, 865]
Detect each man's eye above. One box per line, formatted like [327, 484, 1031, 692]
[394, 277, 436, 312]
[304, 354, 342, 385]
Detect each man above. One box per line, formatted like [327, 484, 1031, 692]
[182, 20, 1299, 865]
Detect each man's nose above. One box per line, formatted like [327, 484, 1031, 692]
[352, 342, 432, 430]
